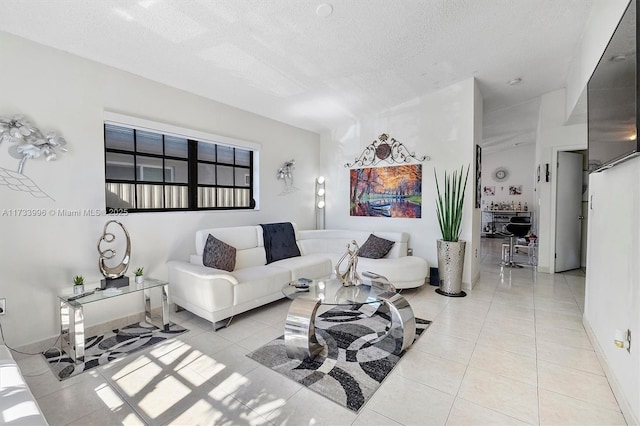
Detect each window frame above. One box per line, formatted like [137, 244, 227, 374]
[103, 112, 260, 213]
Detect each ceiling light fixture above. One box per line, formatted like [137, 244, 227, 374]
[508, 78, 523, 86]
[316, 3, 333, 17]
[610, 54, 627, 62]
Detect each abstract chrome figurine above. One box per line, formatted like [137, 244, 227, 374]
[97, 220, 131, 279]
[335, 240, 362, 286]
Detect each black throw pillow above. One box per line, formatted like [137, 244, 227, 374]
[260, 222, 301, 264]
[358, 234, 395, 259]
[202, 234, 236, 272]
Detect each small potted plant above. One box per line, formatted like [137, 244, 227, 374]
[73, 275, 85, 294]
[134, 267, 144, 284]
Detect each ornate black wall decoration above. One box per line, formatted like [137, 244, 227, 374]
[344, 133, 429, 168]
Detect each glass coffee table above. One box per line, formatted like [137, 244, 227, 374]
[281, 276, 416, 360]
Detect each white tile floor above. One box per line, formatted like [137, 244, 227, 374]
[17, 238, 627, 425]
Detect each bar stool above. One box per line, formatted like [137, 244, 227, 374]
[501, 219, 531, 268]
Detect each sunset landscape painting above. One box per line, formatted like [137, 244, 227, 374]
[349, 164, 422, 218]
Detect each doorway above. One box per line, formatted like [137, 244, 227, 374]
[554, 150, 588, 273]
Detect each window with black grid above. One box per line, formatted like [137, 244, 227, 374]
[104, 123, 254, 212]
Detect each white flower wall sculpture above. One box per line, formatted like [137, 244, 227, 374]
[0, 115, 67, 200]
[277, 159, 297, 194]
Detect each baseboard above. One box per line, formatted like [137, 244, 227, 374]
[461, 271, 481, 291]
[9, 335, 60, 361]
[472, 270, 480, 289]
[11, 313, 145, 360]
[583, 317, 638, 426]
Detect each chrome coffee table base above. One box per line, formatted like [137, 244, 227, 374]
[284, 291, 416, 361]
[284, 298, 324, 360]
[381, 292, 416, 353]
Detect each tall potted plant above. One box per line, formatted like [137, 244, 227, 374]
[434, 165, 470, 297]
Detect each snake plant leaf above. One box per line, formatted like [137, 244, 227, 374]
[435, 165, 470, 242]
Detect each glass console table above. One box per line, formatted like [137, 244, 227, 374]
[281, 277, 416, 360]
[58, 277, 169, 364]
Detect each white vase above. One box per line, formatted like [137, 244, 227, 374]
[436, 239, 467, 297]
[135, 275, 144, 284]
[73, 284, 84, 294]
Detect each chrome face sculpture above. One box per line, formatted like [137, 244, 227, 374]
[97, 220, 131, 279]
[335, 240, 362, 286]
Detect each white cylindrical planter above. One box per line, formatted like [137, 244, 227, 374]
[73, 284, 84, 294]
[436, 240, 467, 297]
[135, 275, 144, 284]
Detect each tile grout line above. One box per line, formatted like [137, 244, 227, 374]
[441, 267, 497, 425]
[533, 271, 542, 426]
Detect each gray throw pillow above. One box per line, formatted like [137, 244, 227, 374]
[203, 234, 236, 272]
[358, 234, 395, 259]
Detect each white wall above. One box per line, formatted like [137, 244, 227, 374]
[321, 77, 482, 287]
[566, 1, 639, 422]
[480, 144, 535, 214]
[470, 82, 483, 284]
[565, 0, 630, 119]
[0, 32, 320, 347]
[585, 159, 640, 425]
[533, 89, 587, 273]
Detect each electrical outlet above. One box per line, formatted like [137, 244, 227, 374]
[0, 298, 5, 316]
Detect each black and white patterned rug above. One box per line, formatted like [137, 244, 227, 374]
[43, 322, 187, 381]
[248, 304, 431, 412]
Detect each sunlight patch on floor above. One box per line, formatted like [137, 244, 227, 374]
[138, 375, 191, 418]
[94, 382, 126, 409]
[113, 360, 163, 396]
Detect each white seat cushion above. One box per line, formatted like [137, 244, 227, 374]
[270, 254, 332, 280]
[356, 256, 428, 285]
[231, 265, 291, 306]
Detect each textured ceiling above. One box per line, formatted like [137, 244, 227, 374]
[0, 0, 594, 149]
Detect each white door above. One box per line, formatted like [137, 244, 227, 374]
[555, 151, 583, 272]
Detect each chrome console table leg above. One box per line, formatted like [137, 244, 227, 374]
[145, 283, 170, 331]
[60, 300, 85, 364]
[284, 298, 323, 360]
[383, 293, 416, 353]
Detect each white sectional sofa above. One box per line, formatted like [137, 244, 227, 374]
[167, 223, 428, 328]
[297, 229, 428, 288]
[0, 346, 48, 425]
